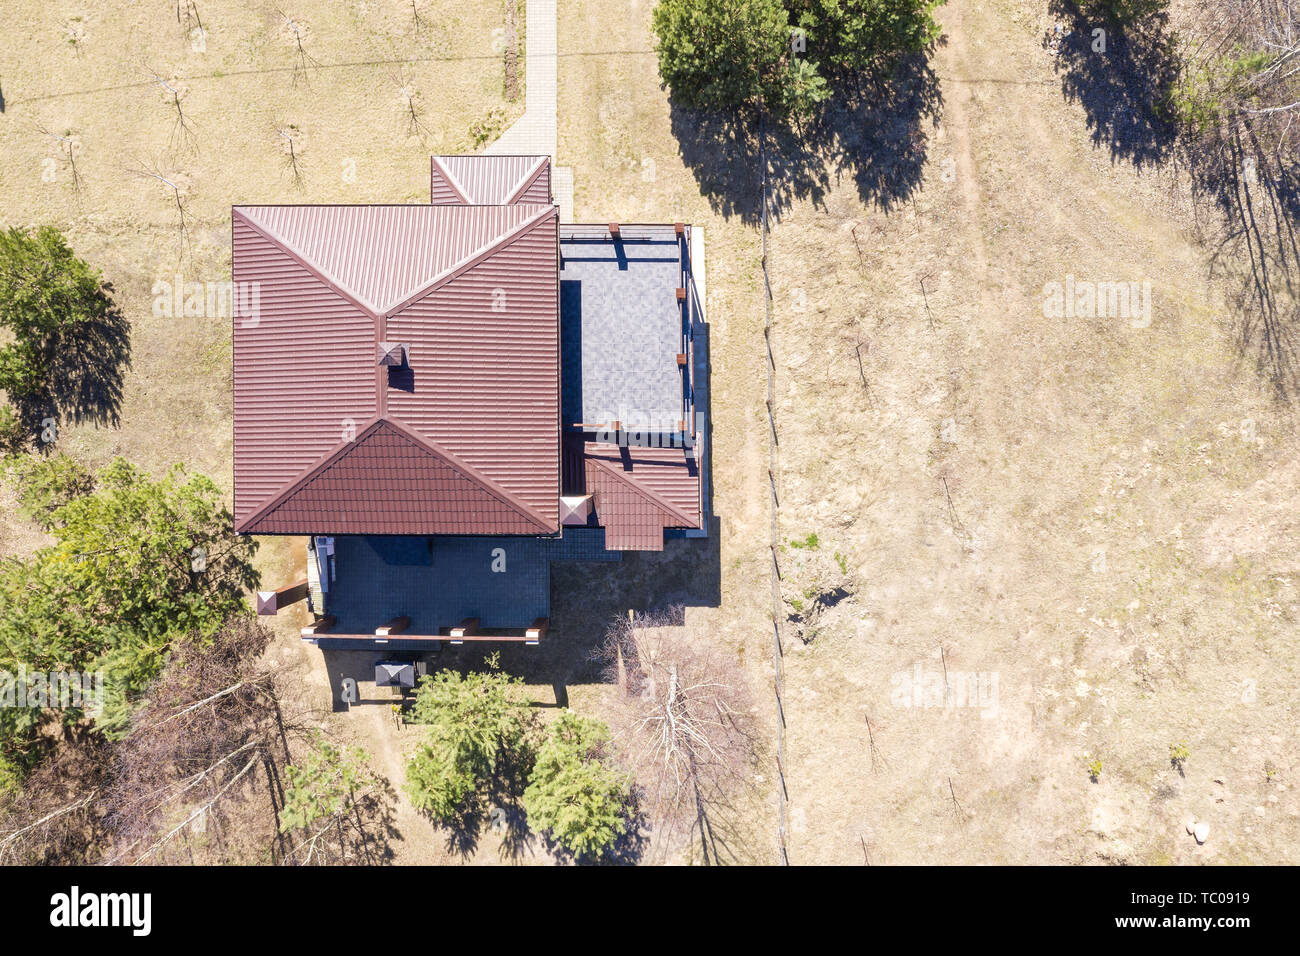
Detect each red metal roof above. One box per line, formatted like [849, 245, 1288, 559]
[234, 203, 551, 316]
[581, 441, 701, 551]
[232, 221, 379, 522]
[431, 155, 551, 205]
[232, 202, 560, 535]
[239, 418, 553, 535]
[386, 218, 560, 521]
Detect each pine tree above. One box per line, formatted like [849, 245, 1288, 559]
[523, 710, 632, 860]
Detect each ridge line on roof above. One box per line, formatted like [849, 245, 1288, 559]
[383, 203, 558, 320]
[379, 416, 556, 532]
[232, 207, 380, 320]
[586, 453, 700, 529]
[430, 155, 472, 203]
[502, 156, 550, 204]
[237, 415, 384, 532]
[234, 203, 555, 319]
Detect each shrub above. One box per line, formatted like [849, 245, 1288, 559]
[652, 0, 942, 119]
[0, 226, 129, 433]
[1169, 741, 1190, 768]
[652, 0, 828, 118]
[0, 459, 258, 773]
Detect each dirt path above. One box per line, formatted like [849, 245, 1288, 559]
[937, 4, 990, 305]
[350, 703, 444, 864]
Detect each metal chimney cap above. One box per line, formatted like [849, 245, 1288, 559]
[377, 342, 410, 366]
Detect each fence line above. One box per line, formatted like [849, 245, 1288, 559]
[760, 114, 789, 866]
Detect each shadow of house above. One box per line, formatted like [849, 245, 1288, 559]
[1046, 0, 1180, 169]
[668, 52, 943, 226]
[319, 524, 720, 704]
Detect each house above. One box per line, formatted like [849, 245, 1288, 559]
[233, 155, 707, 651]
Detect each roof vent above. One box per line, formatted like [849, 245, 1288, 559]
[560, 493, 596, 526]
[377, 342, 410, 367]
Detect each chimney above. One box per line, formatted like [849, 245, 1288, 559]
[257, 578, 309, 615]
[559, 493, 596, 526]
[377, 342, 410, 367]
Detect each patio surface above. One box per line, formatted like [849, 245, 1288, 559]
[560, 225, 688, 432]
[318, 528, 619, 640]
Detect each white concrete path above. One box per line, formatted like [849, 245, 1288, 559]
[486, 0, 558, 161]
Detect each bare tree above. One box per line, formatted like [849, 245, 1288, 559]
[277, 10, 319, 88]
[1175, 1, 1300, 397]
[391, 63, 431, 140]
[0, 733, 110, 865]
[131, 158, 192, 255]
[599, 608, 759, 864]
[34, 123, 81, 194]
[274, 122, 306, 189]
[145, 67, 198, 154]
[99, 616, 293, 865]
[409, 0, 429, 39]
[176, 0, 205, 46]
[0, 616, 394, 866]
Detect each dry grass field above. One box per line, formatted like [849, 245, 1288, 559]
[2, 0, 1296, 866]
[769, 0, 1300, 864]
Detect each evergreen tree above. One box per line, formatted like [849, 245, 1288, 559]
[523, 710, 633, 860]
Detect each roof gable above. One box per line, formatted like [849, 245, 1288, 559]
[584, 454, 698, 551]
[431, 155, 550, 205]
[238, 418, 554, 535]
[232, 203, 553, 317]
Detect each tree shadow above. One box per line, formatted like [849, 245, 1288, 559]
[542, 795, 649, 866]
[49, 280, 131, 428]
[668, 51, 944, 226]
[439, 802, 485, 858]
[347, 775, 401, 865]
[1187, 127, 1300, 400]
[7, 279, 131, 447]
[1046, 0, 1180, 169]
[435, 749, 535, 861]
[1045, 3, 1300, 401]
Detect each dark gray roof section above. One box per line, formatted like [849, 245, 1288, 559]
[560, 225, 688, 432]
[322, 529, 619, 634]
